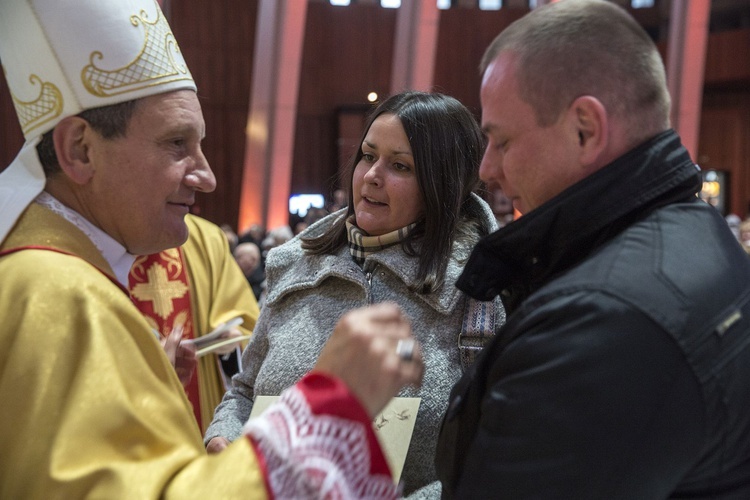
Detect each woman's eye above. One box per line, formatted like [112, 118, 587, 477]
[394, 162, 410, 172]
[362, 153, 375, 162]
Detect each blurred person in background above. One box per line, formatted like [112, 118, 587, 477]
[238, 223, 266, 247]
[487, 185, 515, 228]
[740, 217, 750, 255]
[259, 225, 294, 259]
[234, 241, 266, 304]
[219, 223, 239, 252]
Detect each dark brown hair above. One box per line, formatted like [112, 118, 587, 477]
[36, 100, 138, 176]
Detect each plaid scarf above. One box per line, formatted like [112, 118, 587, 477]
[346, 216, 418, 265]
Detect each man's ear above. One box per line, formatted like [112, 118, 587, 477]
[569, 95, 608, 168]
[53, 116, 95, 185]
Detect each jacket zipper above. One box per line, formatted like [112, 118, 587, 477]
[365, 270, 373, 304]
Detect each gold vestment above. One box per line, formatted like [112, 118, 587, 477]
[0, 204, 267, 498]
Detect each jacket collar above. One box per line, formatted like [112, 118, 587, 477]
[457, 129, 701, 306]
[266, 225, 469, 314]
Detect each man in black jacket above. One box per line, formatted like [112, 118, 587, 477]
[436, 1, 750, 498]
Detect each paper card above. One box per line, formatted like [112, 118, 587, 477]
[195, 335, 252, 358]
[188, 317, 244, 349]
[369, 397, 421, 482]
[250, 395, 421, 483]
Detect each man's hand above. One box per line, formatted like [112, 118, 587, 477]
[314, 303, 424, 418]
[161, 324, 197, 386]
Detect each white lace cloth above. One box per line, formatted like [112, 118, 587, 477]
[243, 381, 398, 499]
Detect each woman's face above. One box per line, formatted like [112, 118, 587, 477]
[352, 113, 424, 236]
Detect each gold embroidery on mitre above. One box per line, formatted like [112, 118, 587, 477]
[81, 1, 192, 98]
[9, 74, 64, 135]
[130, 261, 189, 320]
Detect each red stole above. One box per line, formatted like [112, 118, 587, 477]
[128, 248, 202, 430]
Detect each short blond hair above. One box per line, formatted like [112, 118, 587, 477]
[481, 0, 670, 146]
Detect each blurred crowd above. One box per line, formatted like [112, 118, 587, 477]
[220, 190, 344, 307]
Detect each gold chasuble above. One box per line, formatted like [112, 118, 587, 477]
[0, 204, 267, 497]
[129, 214, 259, 433]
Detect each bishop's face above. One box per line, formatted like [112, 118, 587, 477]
[84, 90, 215, 255]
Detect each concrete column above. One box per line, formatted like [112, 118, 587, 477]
[390, 0, 440, 94]
[667, 0, 710, 161]
[238, 0, 307, 233]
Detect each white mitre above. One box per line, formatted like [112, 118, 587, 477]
[0, 0, 196, 244]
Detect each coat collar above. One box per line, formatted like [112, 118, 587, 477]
[266, 194, 498, 314]
[457, 130, 701, 307]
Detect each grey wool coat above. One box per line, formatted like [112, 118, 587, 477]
[205, 194, 504, 497]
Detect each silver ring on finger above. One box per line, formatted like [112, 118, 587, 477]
[396, 338, 415, 362]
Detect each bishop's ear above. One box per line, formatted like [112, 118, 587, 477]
[570, 95, 608, 168]
[52, 116, 96, 185]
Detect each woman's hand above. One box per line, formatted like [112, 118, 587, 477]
[206, 436, 230, 454]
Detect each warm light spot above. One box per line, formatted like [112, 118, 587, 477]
[367, 92, 378, 102]
[246, 116, 268, 144]
[702, 181, 721, 198]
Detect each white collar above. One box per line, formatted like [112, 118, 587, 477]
[34, 191, 136, 287]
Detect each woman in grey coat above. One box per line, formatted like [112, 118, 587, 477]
[205, 91, 504, 497]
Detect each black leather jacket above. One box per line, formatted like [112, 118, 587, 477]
[436, 130, 750, 499]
